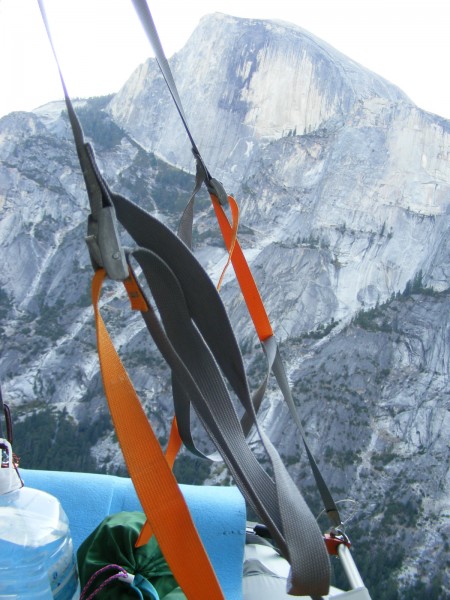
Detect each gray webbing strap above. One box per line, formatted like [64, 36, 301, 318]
[111, 192, 331, 594]
[176, 159, 206, 252]
[130, 0, 228, 206]
[114, 191, 281, 456]
[175, 163, 221, 461]
[37, 0, 102, 211]
[37, 0, 128, 281]
[131, 0, 195, 152]
[264, 338, 342, 528]
[118, 237, 330, 596]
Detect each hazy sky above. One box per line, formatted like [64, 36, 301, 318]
[1, 0, 449, 120]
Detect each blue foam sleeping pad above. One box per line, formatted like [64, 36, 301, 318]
[21, 469, 246, 600]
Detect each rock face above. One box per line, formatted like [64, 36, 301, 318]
[109, 13, 409, 187]
[110, 14, 450, 338]
[0, 14, 449, 598]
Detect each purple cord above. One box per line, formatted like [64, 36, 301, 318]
[80, 564, 129, 600]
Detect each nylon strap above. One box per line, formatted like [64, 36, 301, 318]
[269, 342, 341, 527]
[130, 0, 229, 207]
[123, 267, 183, 546]
[176, 160, 206, 248]
[132, 243, 329, 596]
[216, 196, 240, 291]
[130, 0, 211, 189]
[210, 193, 342, 526]
[108, 193, 330, 595]
[175, 190, 240, 461]
[210, 193, 273, 339]
[92, 268, 224, 600]
[136, 414, 182, 547]
[37, 0, 128, 281]
[131, 0, 197, 154]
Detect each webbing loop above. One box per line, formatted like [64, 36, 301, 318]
[109, 194, 331, 595]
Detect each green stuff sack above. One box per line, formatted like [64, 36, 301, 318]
[77, 511, 186, 600]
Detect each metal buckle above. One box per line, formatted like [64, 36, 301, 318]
[85, 207, 128, 281]
[191, 148, 228, 206]
[83, 144, 128, 282]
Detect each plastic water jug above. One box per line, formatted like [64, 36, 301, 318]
[0, 439, 80, 599]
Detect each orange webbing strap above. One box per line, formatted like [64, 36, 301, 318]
[216, 195, 239, 291]
[210, 194, 273, 341]
[137, 417, 182, 546]
[124, 268, 183, 546]
[165, 416, 183, 469]
[92, 268, 224, 600]
[125, 264, 184, 465]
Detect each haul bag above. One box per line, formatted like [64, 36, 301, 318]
[77, 511, 185, 600]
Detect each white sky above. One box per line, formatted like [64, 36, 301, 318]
[0, 0, 449, 120]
